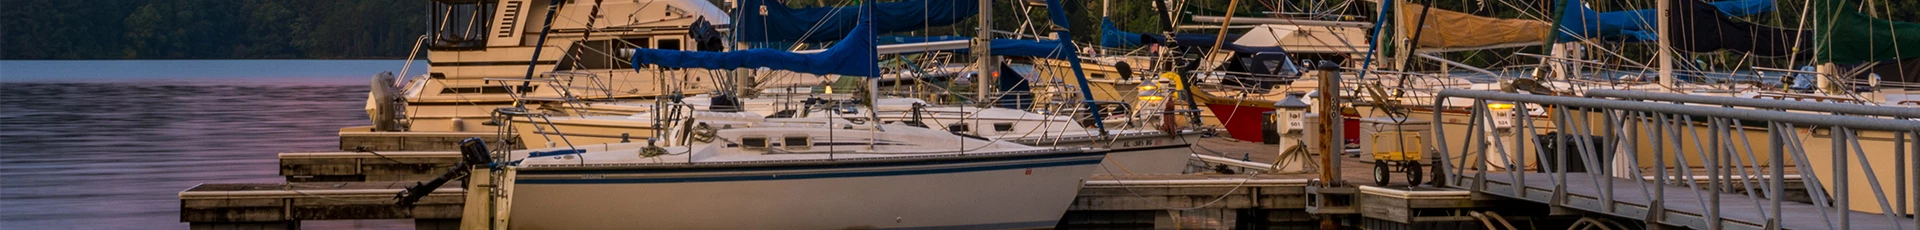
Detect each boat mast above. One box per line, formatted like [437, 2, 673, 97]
[1203, 0, 1242, 65]
[975, 0, 995, 107]
[1151, 0, 1204, 127]
[1044, 0, 1107, 135]
[1390, 0, 1411, 71]
[865, 0, 882, 149]
[1657, 0, 1675, 88]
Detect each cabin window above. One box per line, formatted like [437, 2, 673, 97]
[740, 136, 768, 149]
[993, 122, 1015, 132]
[784, 136, 811, 150]
[948, 122, 970, 133]
[657, 39, 682, 51]
[1092, 73, 1109, 80]
[428, 1, 497, 49]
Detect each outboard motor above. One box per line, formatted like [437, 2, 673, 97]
[458, 137, 491, 166]
[396, 138, 491, 207]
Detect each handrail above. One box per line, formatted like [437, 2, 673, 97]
[1437, 89, 1920, 131]
[1430, 89, 1919, 229]
[1584, 89, 1920, 118]
[398, 35, 429, 80]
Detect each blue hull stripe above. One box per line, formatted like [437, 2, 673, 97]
[517, 159, 1102, 184]
[518, 150, 1107, 175]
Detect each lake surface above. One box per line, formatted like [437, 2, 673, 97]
[0, 60, 424, 229]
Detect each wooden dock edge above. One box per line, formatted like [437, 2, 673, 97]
[179, 182, 465, 230]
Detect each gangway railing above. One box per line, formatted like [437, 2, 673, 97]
[1430, 89, 1919, 229]
[1584, 89, 1920, 228]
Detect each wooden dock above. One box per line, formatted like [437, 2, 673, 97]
[179, 182, 465, 230]
[280, 151, 463, 182]
[337, 126, 512, 152]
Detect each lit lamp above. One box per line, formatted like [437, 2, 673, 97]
[1487, 102, 1515, 131]
[1483, 102, 1522, 169]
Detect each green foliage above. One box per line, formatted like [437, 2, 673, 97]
[3, 0, 424, 59]
[7, 0, 1916, 60]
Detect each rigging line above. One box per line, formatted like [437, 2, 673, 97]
[354, 147, 412, 166]
[787, 2, 855, 51]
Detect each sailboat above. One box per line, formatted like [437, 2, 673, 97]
[446, 2, 1110, 228]
[495, 0, 1207, 175]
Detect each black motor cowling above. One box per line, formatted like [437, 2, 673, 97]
[458, 137, 491, 166]
[396, 137, 491, 207]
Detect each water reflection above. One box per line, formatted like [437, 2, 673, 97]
[0, 79, 393, 228]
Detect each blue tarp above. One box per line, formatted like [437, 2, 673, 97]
[1555, 0, 1775, 41]
[734, 0, 978, 43]
[631, 6, 879, 77]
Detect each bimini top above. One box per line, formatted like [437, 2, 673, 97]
[733, 0, 977, 43]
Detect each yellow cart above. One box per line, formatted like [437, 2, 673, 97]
[1369, 131, 1426, 186]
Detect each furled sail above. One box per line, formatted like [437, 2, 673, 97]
[1398, 3, 1552, 49]
[630, 13, 879, 77]
[1662, 0, 1806, 56]
[1813, 0, 1920, 64]
[873, 36, 1075, 59]
[734, 0, 978, 43]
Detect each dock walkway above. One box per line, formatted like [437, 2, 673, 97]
[1468, 172, 1915, 229]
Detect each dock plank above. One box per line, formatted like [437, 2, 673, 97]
[180, 182, 464, 223]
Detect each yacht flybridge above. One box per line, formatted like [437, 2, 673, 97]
[376, 0, 732, 132]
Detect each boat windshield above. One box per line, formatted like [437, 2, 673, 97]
[430, 0, 496, 49]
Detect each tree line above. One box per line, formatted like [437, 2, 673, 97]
[4, 0, 1912, 60]
[3, 0, 423, 59]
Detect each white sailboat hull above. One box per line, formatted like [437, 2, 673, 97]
[1011, 132, 1201, 175]
[504, 150, 1105, 229]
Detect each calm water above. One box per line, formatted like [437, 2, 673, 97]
[0, 60, 424, 229]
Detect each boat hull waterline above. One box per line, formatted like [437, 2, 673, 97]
[504, 149, 1108, 229]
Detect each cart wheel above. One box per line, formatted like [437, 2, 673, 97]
[1428, 160, 1446, 186]
[1372, 161, 1390, 186]
[1406, 161, 1424, 186]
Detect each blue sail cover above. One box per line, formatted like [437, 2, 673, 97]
[1101, 18, 1160, 47]
[874, 36, 1075, 59]
[734, 0, 978, 43]
[631, 11, 879, 77]
[1555, 0, 1775, 41]
[982, 39, 1073, 59]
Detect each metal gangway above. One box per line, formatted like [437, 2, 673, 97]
[1430, 89, 1918, 229]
